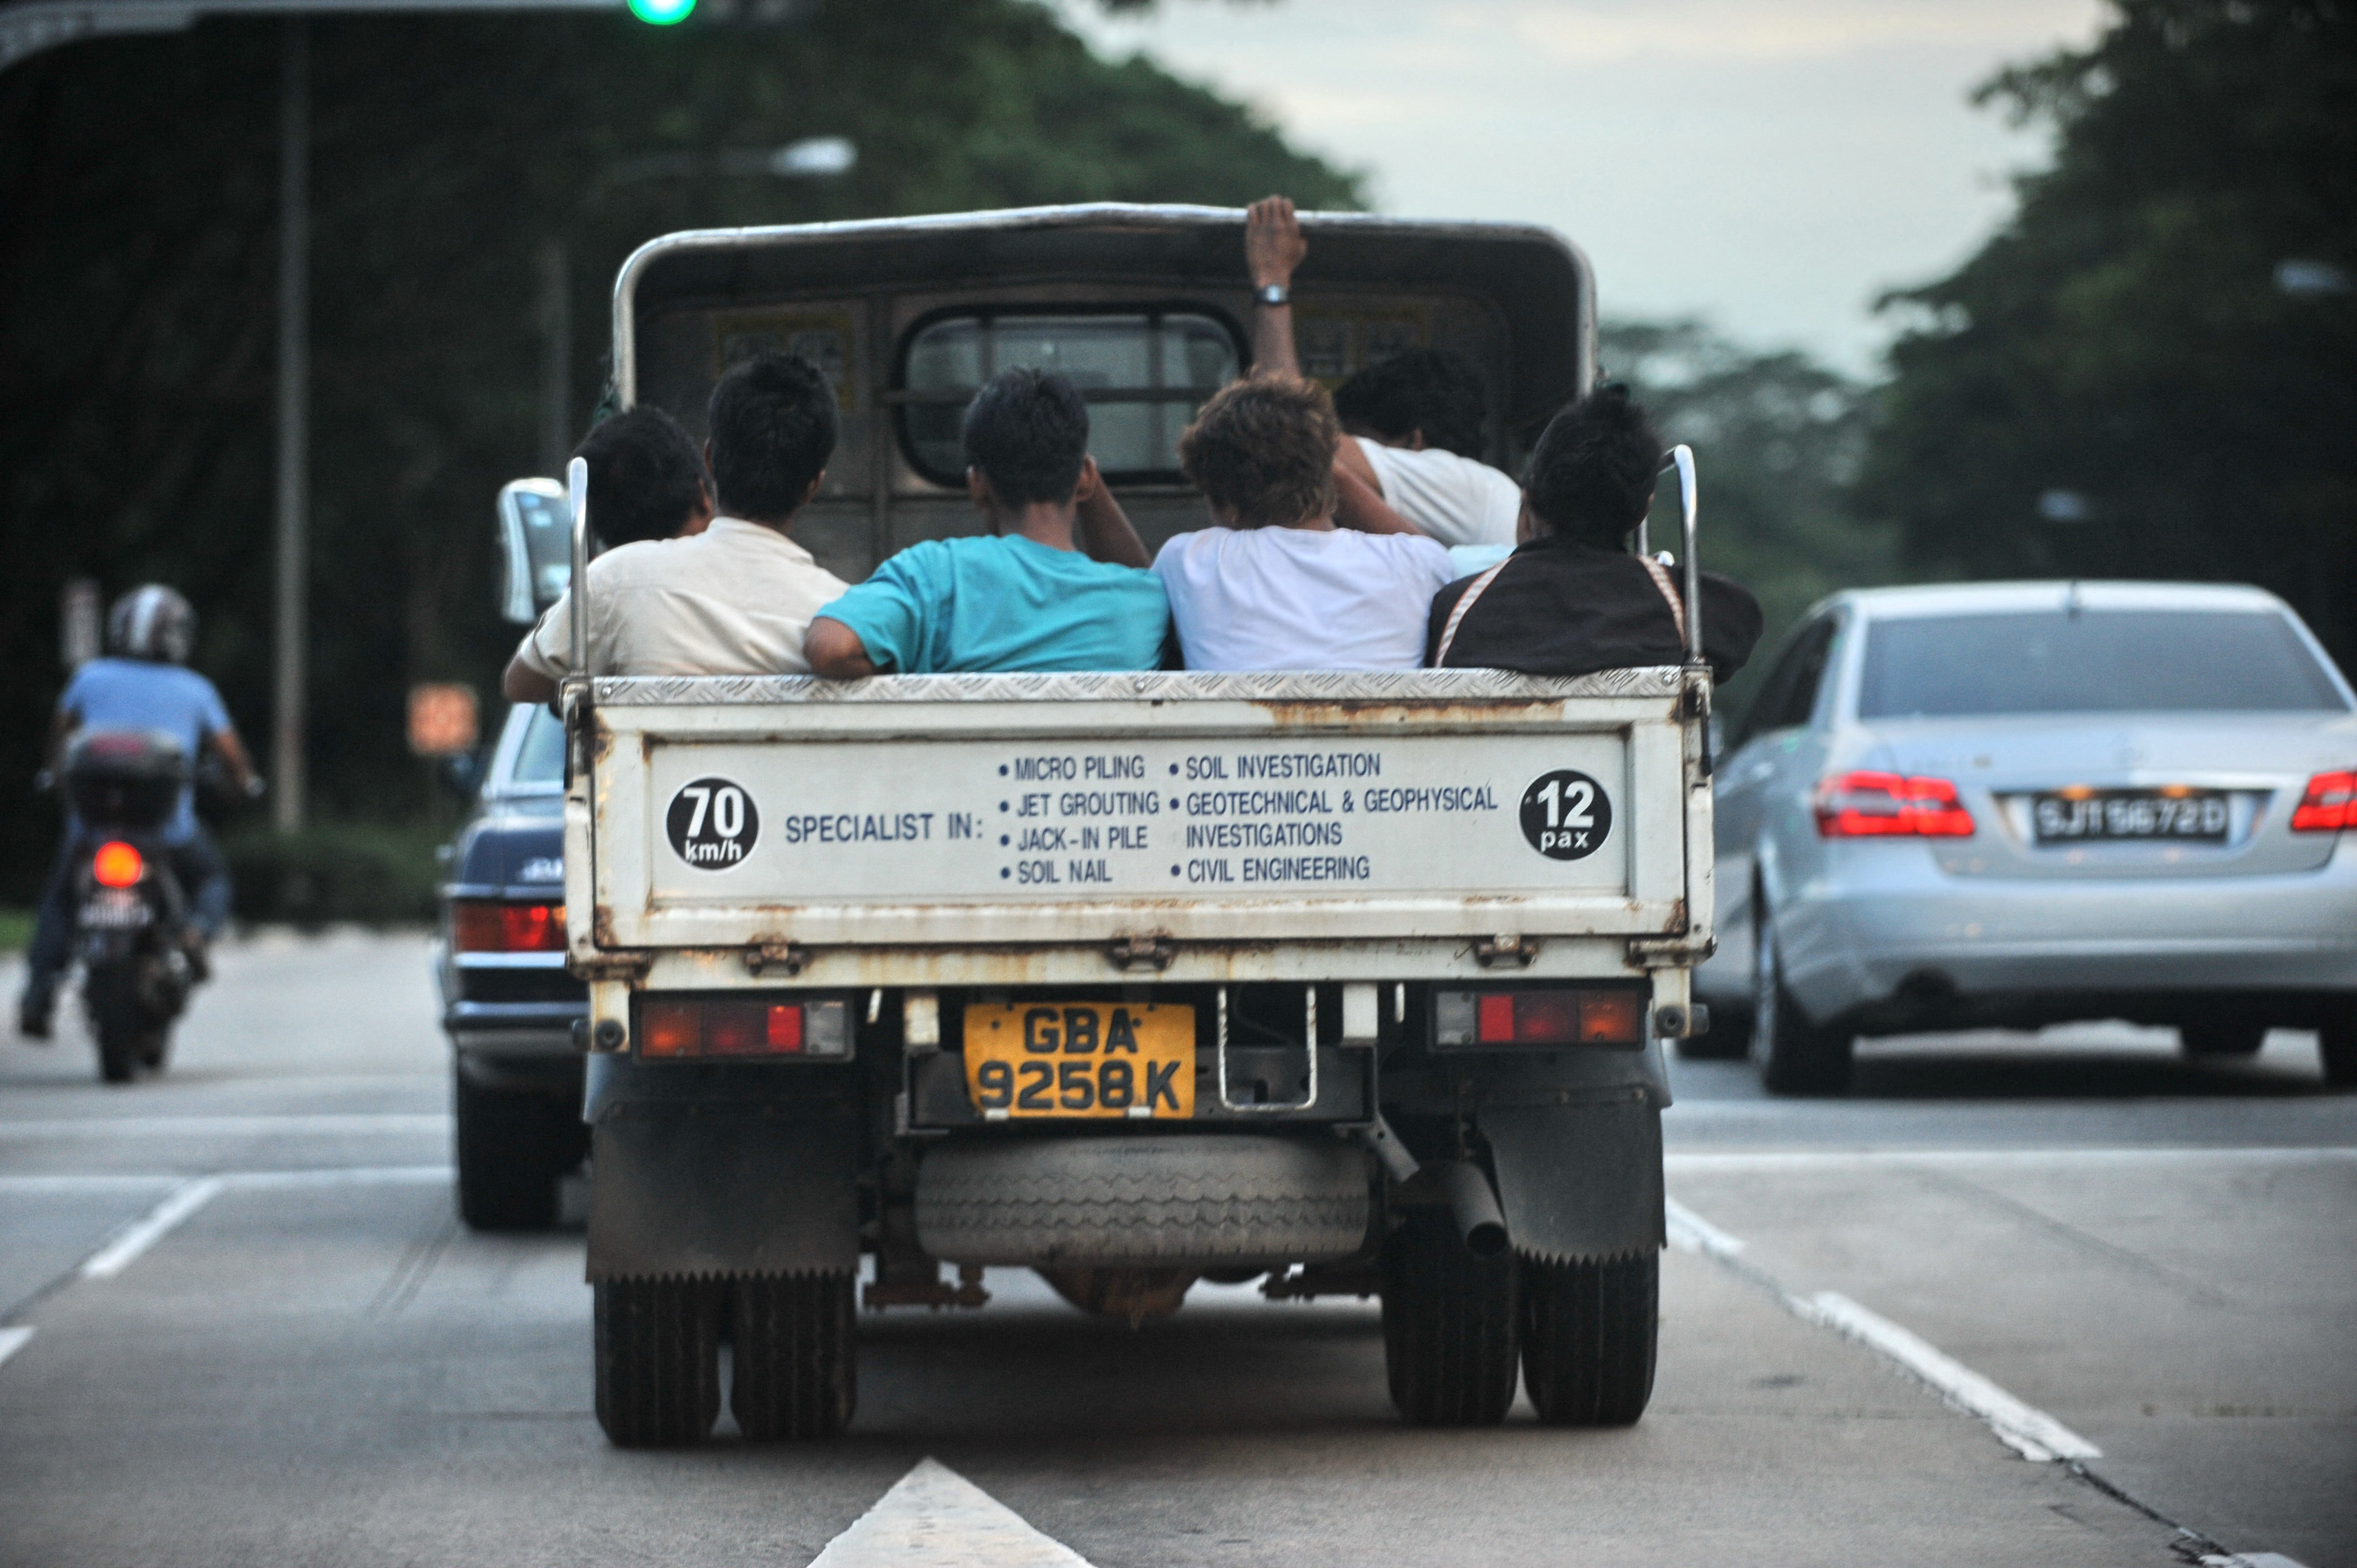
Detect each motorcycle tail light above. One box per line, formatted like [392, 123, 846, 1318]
[1814, 771, 1975, 838]
[450, 900, 565, 952]
[634, 997, 848, 1060]
[1438, 987, 1645, 1048]
[91, 840, 145, 888]
[2291, 770, 2355, 833]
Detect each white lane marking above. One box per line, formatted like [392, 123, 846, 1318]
[1666, 1194, 2101, 1463]
[1663, 1196, 1747, 1261]
[2201, 1554, 2314, 1568]
[0, 1327, 32, 1369]
[0, 1167, 451, 1196]
[810, 1458, 1095, 1567]
[78, 1177, 225, 1280]
[0, 1114, 447, 1141]
[1797, 1291, 2101, 1462]
[1666, 1147, 2357, 1174]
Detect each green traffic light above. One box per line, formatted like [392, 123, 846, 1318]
[627, 0, 695, 23]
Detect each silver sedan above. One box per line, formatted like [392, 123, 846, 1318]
[1692, 580, 2357, 1092]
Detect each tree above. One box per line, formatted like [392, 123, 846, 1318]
[0, 1, 1361, 900]
[1857, 0, 2357, 668]
[1599, 319, 1894, 717]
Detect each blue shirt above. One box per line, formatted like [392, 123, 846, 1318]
[59, 658, 233, 844]
[819, 534, 1170, 674]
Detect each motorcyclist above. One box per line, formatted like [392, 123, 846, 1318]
[17, 586, 258, 1039]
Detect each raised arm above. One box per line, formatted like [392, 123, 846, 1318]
[1072, 457, 1151, 569]
[1245, 194, 1307, 381]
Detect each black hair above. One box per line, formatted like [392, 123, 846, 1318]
[574, 407, 708, 549]
[964, 368, 1090, 507]
[705, 350, 837, 520]
[1521, 385, 1664, 548]
[1330, 348, 1488, 457]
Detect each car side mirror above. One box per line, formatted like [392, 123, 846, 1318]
[497, 478, 574, 624]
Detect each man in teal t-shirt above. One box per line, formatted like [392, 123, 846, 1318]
[804, 369, 1169, 675]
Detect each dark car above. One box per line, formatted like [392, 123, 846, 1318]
[435, 700, 585, 1227]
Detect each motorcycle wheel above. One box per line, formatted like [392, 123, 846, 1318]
[85, 961, 146, 1085]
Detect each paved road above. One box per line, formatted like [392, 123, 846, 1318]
[1, 933, 2349, 1566]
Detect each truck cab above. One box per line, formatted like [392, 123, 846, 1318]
[561, 204, 1713, 1446]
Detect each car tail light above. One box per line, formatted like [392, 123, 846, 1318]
[450, 900, 565, 952]
[2291, 770, 2355, 832]
[1436, 987, 1645, 1048]
[635, 997, 849, 1060]
[90, 840, 145, 889]
[1814, 771, 1974, 838]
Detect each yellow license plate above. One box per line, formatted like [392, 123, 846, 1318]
[963, 1003, 1195, 1119]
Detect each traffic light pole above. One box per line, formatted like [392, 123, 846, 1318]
[272, 17, 308, 833]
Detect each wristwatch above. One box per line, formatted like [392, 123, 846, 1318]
[1255, 282, 1290, 308]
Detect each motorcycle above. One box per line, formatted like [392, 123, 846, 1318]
[58, 729, 204, 1084]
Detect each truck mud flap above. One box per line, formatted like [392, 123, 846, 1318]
[1479, 1101, 1665, 1265]
[586, 1115, 858, 1283]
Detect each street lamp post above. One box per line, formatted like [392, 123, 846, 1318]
[273, 17, 310, 833]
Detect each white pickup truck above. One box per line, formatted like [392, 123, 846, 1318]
[559, 204, 1715, 1446]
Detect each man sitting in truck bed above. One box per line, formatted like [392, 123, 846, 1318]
[1426, 385, 1763, 680]
[578, 405, 715, 550]
[502, 352, 850, 700]
[1155, 374, 1455, 671]
[1244, 195, 1522, 554]
[802, 368, 1167, 677]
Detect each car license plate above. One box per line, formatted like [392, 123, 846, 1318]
[2032, 790, 2227, 844]
[963, 1002, 1195, 1119]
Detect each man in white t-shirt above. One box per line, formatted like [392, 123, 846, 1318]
[1154, 374, 1455, 671]
[1244, 195, 1522, 549]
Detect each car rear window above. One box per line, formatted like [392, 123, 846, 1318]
[1858, 610, 2348, 719]
[511, 705, 565, 786]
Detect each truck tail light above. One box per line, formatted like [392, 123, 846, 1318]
[636, 997, 849, 1059]
[2291, 770, 2355, 832]
[1437, 987, 1645, 1048]
[91, 840, 145, 889]
[1814, 771, 1974, 838]
[451, 900, 565, 952]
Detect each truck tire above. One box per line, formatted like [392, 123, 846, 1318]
[729, 1272, 856, 1440]
[594, 1277, 719, 1447]
[1676, 1007, 1751, 1060]
[916, 1136, 1370, 1267]
[2321, 1019, 2357, 1087]
[2179, 1022, 2267, 1058]
[454, 1072, 580, 1231]
[1380, 1207, 1519, 1427]
[1520, 1250, 1658, 1426]
[1753, 910, 1852, 1096]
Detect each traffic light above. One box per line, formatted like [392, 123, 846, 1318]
[627, 0, 696, 23]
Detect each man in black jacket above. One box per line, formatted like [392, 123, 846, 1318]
[1424, 385, 1763, 681]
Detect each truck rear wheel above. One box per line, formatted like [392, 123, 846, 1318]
[1520, 1250, 1659, 1426]
[594, 1277, 719, 1447]
[1380, 1208, 1519, 1426]
[454, 1072, 582, 1231]
[728, 1272, 856, 1441]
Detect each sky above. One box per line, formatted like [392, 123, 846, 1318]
[1057, 0, 2109, 376]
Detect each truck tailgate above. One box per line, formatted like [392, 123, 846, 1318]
[573, 668, 1708, 982]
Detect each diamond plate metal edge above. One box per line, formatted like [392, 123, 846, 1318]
[590, 667, 1685, 705]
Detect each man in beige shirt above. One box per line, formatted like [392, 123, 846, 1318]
[503, 352, 850, 700]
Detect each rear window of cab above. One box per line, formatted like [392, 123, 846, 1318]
[894, 309, 1241, 488]
[1859, 609, 2349, 719]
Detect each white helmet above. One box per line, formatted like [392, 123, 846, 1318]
[106, 585, 197, 664]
